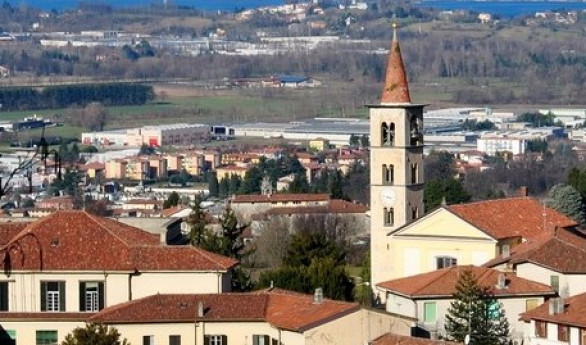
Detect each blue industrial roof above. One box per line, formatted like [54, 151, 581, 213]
[279, 75, 310, 83]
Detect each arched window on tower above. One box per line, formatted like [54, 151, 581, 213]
[411, 163, 418, 184]
[384, 207, 394, 226]
[412, 206, 418, 220]
[381, 122, 388, 146]
[389, 123, 395, 146]
[383, 164, 394, 184]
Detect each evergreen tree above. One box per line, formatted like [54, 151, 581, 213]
[349, 134, 359, 146]
[229, 174, 241, 195]
[312, 169, 330, 193]
[186, 197, 209, 246]
[444, 269, 511, 345]
[219, 177, 229, 198]
[360, 134, 370, 147]
[163, 191, 180, 209]
[328, 169, 344, 199]
[207, 172, 219, 198]
[424, 178, 471, 211]
[62, 323, 129, 345]
[288, 173, 310, 193]
[545, 183, 585, 225]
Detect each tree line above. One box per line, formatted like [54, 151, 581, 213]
[0, 83, 154, 111]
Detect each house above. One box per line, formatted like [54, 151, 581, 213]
[122, 199, 163, 211]
[0, 211, 237, 343]
[83, 162, 105, 179]
[484, 228, 586, 298]
[520, 292, 586, 345]
[85, 288, 414, 345]
[36, 196, 74, 210]
[382, 197, 577, 281]
[377, 266, 556, 341]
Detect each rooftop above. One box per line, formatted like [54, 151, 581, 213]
[377, 265, 555, 298]
[0, 210, 237, 272]
[231, 193, 330, 204]
[520, 292, 586, 328]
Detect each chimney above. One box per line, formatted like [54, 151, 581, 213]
[313, 287, 324, 304]
[197, 301, 204, 317]
[159, 232, 166, 245]
[517, 186, 529, 197]
[549, 298, 565, 315]
[501, 244, 510, 258]
[495, 273, 506, 290]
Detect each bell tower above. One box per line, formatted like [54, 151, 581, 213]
[370, 24, 425, 290]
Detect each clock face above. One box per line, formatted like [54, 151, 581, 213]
[380, 189, 396, 206]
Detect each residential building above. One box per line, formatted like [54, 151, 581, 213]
[377, 265, 555, 341]
[520, 292, 586, 345]
[477, 127, 563, 156]
[147, 156, 168, 179]
[0, 211, 237, 343]
[122, 199, 163, 211]
[82, 123, 210, 147]
[36, 196, 74, 210]
[215, 164, 250, 180]
[230, 193, 331, 221]
[372, 333, 459, 345]
[125, 158, 150, 180]
[182, 152, 206, 175]
[86, 288, 413, 345]
[381, 197, 576, 282]
[485, 228, 586, 298]
[105, 159, 128, 179]
[309, 138, 330, 151]
[83, 162, 105, 179]
[165, 154, 183, 172]
[370, 25, 425, 290]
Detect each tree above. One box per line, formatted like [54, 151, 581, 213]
[62, 323, 129, 345]
[186, 197, 209, 246]
[424, 178, 471, 211]
[360, 134, 370, 147]
[139, 144, 155, 155]
[444, 269, 510, 345]
[328, 169, 344, 199]
[69, 102, 109, 131]
[207, 172, 219, 197]
[163, 191, 180, 209]
[349, 134, 359, 146]
[287, 173, 309, 193]
[219, 177, 229, 198]
[545, 184, 585, 225]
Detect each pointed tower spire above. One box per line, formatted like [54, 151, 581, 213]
[381, 22, 411, 104]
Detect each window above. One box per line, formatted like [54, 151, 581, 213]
[204, 335, 227, 345]
[381, 122, 395, 146]
[36, 330, 58, 345]
[551, 275, 560, 292]
[271, 339, 280, 345]
[79, 282, 104, 312]
[423, 302, 436, 323]
[535, 321, 547, 338]
[253, 335, 270, 345]
[581, 329, 586, 345]
[411, 207, 418, 220]
[384, 208, 394, 226]
[436, 256, 457, 269]
[526, 299, 540, 312]
[0, 281, 8, 311]
[169, 335, 181, 345]
[143, 335, 154, 345]
[411, 164, 418, 184]
[558, 325, 569, 342]
[41, 281, 65, 312]
[382, 164, 394, 184]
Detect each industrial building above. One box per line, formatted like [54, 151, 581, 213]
[81, 123, 210, 147]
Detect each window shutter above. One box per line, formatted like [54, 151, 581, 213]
[0, 282, 8, 311]
[79, 282, 86, 311]
[204, 335, 211, 345]
[264, 336, 270, 345]
[98, 282, 105, 310]
[253, 335, 259, 345]
[59, 281, 66, 311]
[221, 335, 227, 345]
[40, 282, 47, 311]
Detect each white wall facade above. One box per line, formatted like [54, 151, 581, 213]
[516, 263, 586, 297]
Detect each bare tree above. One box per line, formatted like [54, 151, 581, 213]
[68, 102, 109, 131]
[251, 217, 290, 268]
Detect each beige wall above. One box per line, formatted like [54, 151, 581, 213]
[516, 263, 586, 298]
[105, 161, 126, 179]
[1, 270, 229, 313]
[387, 209, 496, 280]
[1, 320, 86, 344]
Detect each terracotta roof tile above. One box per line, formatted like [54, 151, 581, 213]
[520, 292, 586, 327]
[265, 200, 368, 215]
[0, 222, 30, 245]
[0, 210, 237, 272]
[162, 205, 189, 217]
[381, 27, 411, 104]
[89, 289, 359, 332]
[484, 229, 586, 273]
[231, 194, 330, 204]
[372, 333, 460, 345]
[377, 266, 555, 298]
[447, 197, 577, 241]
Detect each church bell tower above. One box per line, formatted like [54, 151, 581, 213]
[370, 24, 425, 290]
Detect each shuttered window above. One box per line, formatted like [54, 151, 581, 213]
[423, 302, 437, 323]
[79, 281, 104, 311]
[36, 330, 58, 345]
[253, 335, 270, 345]
[0, 281, 8, 311]
[40, 281, 65, 312]
[204, 335, 227, 345]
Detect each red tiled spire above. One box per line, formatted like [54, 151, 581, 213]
[381, 23, 411, 104]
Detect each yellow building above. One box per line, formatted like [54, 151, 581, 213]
[309, 138, 330, 152]
[105, 159, 127, 179]
[216, 164, 250, 180]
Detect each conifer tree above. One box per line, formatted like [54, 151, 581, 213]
[207, 172, 219, 198]
[186, 197, 209, 246]
[444, 269, 511, 345]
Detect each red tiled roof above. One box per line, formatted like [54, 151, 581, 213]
[0, 211, 237, 272]
[89, 288, 359, 332]
[84, 162, 105, 170]
[161, 205, 189, 217]
[381, 27, 410, 104]
[231, 194, 330, 204]
[0, 222, 31, 245]
[125, 199, 163, 205]
[520, 292, 586, 327]
[265, 199, 368, 215]
[377, 266, 555, 298]
[373, 333, 460, 345]
[447, 197, 577, 241]
[484, 229, 586, 273]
